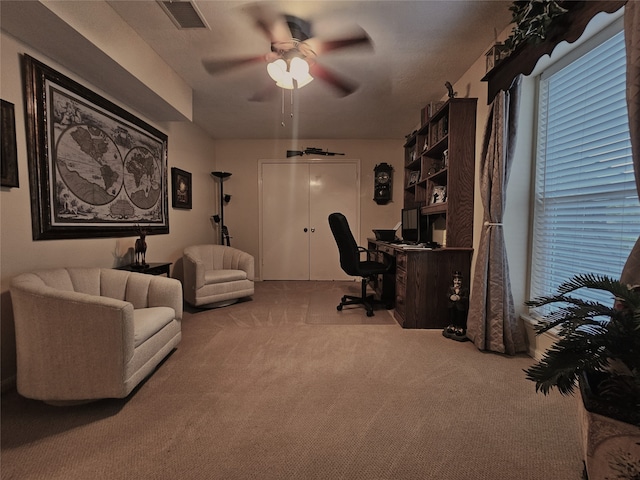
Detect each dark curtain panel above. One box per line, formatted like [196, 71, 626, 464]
[621, 1, 640, 288]
[467, 75, 526, 355]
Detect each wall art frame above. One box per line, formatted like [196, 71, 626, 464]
[23, 54, 169, 240]
[171, 167, 192, 209]
[1, 99, 19, 188]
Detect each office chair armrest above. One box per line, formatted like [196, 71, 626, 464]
[363, 248, 394, 271]
[357, 246, 378, 259]
[358, 247, 393, 270]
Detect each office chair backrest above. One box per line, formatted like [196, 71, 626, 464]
[328, 212, 361, 277]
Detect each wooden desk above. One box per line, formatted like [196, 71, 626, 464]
[368, 240, 472, 329]
[116, 262, 172, 277]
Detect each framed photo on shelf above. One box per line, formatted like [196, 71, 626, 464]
[430, 185, 447, 204]
[408, 170, 420, 186]
[171, 167, 192, 209]
[23, 54, 169, 240]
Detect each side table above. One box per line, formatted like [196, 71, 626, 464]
[116, 262, 172, 277]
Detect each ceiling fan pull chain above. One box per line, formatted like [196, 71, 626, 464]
[290, 88, 294, 119]
[281, 88, 285, 127]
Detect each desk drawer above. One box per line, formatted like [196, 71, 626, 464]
[396, 252, 407, 271]
[378, 244, 395, 256]
[374, 251, 387, 263]
[396, 268, 407, 286]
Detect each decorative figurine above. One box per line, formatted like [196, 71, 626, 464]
[445, 81, 457, 99]
[443, 271, 469, 342]
[134, 225, 148, 267]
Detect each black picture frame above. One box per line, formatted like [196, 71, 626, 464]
[23, 54, 169, 240]
[171, 167, 192, 209]
[408, 170, 420, 186]
[1, 99, 19, 188]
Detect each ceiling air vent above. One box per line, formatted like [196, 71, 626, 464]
[158, 1, 209, 29]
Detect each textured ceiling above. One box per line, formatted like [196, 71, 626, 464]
[2, 1, 514, 140]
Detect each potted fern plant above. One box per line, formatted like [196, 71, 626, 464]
[524, 273, 639, 421]
[524, 274, 640, 479]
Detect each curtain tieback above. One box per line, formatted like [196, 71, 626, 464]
[484, 221, 503, 227]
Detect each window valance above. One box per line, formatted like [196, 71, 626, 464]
[483, 0, 627, 103]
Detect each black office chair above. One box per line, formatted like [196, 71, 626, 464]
[328, 212, 393, 317]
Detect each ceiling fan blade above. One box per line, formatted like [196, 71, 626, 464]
[243, 3, 293, 44]
[309, 64, 358, 97]
[304, 28, 372, 56]
[202, 55, 268, 75]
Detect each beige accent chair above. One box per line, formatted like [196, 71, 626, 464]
[183, 245, 255, 307]
[10, 268, 182, 404]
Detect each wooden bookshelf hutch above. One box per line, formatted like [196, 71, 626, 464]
[404, 97, 477, 247]
[370, 97, 477, 328]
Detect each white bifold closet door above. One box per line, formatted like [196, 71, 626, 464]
[260, 160, 359, 280]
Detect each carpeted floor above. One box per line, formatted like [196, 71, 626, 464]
[1, 281, 584, 480]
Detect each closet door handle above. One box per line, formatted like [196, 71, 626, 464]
[304, 228, 308, 232]
[310, 228, 315, 233]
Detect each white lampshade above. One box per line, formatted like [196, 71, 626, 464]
[289, 57, 309, 80]
[267, 57, 313, 90]
[267, 59, 287, 82]
[295, 74, 313, 88]
[290, 57, 313, 87]
[276, 76, 294, 89]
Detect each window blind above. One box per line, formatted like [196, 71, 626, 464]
[531, 28, 639, 308]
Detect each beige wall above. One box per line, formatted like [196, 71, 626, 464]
[0, 31, 405, 387]
[0, 32, 218, 388]
[213, 139, 404, 279]
[1, 17, 549, 388]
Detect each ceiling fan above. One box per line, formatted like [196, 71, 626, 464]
[201, 4, 373, 100]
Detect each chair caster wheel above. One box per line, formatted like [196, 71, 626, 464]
[366, 311, 374, 317]
[337, 304, 343, 311]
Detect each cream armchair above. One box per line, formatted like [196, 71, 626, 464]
[10, 268, 182, 404]
[183, 245, 255, 307]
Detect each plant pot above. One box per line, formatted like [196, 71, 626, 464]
[578, 372, 640, 480]
[579, 371, 640, 427]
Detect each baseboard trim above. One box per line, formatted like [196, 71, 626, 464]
[522, 314, 559, 360]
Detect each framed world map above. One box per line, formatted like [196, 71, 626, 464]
[23, 54, 169, 240]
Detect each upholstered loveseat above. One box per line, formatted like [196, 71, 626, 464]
[183, 245, 255, 307]
[10, 267, 182, 404]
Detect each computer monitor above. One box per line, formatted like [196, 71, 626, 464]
[401, 208, 430, 243]
[401, 208, 418, 242]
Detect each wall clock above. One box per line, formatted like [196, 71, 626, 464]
[373, 162, 393, 205]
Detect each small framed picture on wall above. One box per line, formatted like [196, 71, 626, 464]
[171, 167, 192, 209]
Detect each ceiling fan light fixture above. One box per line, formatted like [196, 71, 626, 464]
[289, 57, 309, 80]
[294, 74, 314, 88]
[267, 59, 287, 82]
[276, 76, 294, 90]
[267, 57, 313, 90]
